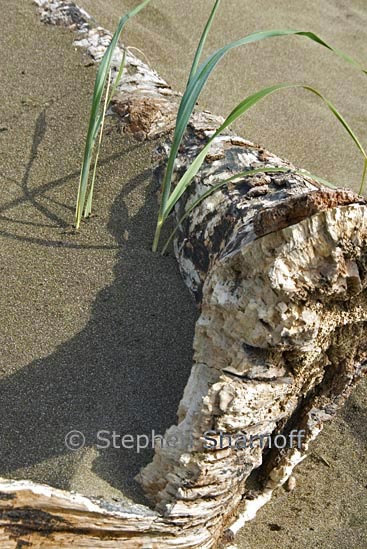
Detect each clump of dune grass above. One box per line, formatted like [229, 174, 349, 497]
[160, 83, 367, 253]
[160, 165, 336, 255]
[152, 0, 367, 252]
[75, 0, 151, 229]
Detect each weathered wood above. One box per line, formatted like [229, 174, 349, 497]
[1, 1, 365, 547]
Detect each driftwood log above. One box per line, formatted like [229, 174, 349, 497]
[0, 1, 366, 547]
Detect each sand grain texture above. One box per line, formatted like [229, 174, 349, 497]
[0, 1, 366, 548]
[0, 0, 197, 507]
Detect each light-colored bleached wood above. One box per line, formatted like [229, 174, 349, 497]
[1, 1, 364, 547]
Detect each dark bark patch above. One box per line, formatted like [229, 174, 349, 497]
[210, 214, 237, 256]
[41, 3, 91, 30]
[0, 492, 15, 501]
[182, 237, 209, 299]
[1, 507, 69, 538]
[253, 189, 364, 238]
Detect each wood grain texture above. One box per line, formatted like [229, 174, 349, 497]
[1, 1, 365, 547]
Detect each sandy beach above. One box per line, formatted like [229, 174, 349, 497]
[78, 0, 367, 191]
[0, 0, 366, 547]
[0, 0, 197, 506]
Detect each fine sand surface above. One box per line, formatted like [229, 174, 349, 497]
[0, 0, 366, 547]
[78, 0, 367, 192]
[0, 0, 197, 506]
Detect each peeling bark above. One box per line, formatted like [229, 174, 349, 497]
[141, 125, 367, 539]
[1, 1, 365, 547]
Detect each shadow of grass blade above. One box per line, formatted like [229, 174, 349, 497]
[75, 0, 152, 229]
[152, 24, 366, 250]
[161, 167, 336, 255]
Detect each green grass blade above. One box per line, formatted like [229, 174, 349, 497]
[176, 30, 366, 168]
[84, 68, 113, 218]
[107, 48, 127, 107]
[84, 50, 128, 218]
[359, 159, 367, 195]
[295, 170, 337, 189]
[75, 0, 151, 229]
[163, 83, 366, 218]
[302, 86, 366, 158]
[161, 167, 336, 254]
[153, 27, 366, 249]
[187, 0, 221, 83]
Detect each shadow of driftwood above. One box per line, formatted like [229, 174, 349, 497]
[1, 107, 366, 510]
[341, 382, 367, 446]
[0, 123, 197, 504]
